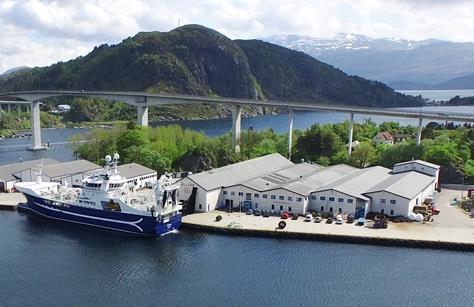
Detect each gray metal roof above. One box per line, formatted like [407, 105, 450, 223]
[283, 164, 357, 195]
[0, 158, 59, 182]
[118, 163, 157, 179]
[188, 153, 294, 191]
[31, 160, 102, 179]
[242, 163, 323, 192]
[364, 171, 435, 199]
[394, 160, 440, 170]
[313, 166, 393, 200]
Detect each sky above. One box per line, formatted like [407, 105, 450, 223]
[1, 0, 474, 73]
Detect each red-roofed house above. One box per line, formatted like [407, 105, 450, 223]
[373, 131, 394, 146]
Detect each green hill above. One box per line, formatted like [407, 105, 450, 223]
[0, 25, 423, 121]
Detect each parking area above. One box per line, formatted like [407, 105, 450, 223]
[183, 189, 474, 244]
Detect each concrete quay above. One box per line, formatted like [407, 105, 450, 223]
[182, 189, 474, 251]
[0, 192, 26, 210]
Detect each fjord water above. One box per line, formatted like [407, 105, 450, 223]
[1, 210, 473, 307]
[1, 98, 474, 306]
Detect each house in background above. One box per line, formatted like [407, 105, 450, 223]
[373, 131, 394, 146]
[393, 133, 412, 143]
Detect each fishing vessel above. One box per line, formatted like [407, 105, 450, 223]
[15, 154, 182, 236]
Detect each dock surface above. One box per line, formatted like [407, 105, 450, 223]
[0, 192, 26, 210]
[183, 189, 474, 250]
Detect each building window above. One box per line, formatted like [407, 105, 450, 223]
[271, 205, 275, 210]
[320, 196, 326, 201]
[231, 192, 235, 196]
[279, 196, 284, 200]
[329, 207, 333, 213]
[311, 196, 316, 200]
[271, 195, 276, 200]
[338, 198, 344, 203]
[199, 204, 202, 209]
[246, 193, 251, 200]
[280, 205, 283, 211]
[320, 206, 324, 211]
[347, 199, 353, 203]
[381, 209, 385, 214]
[254, 193, 259, 198]
[296, 197, 302, 202]
[223, 191, 228, 195]
[288, 207, 292, 212]
[288, 196, 293, 201]
[338, 208, 342, 213]
[390, 200, 396, 204]
[390, 210, 394, 216]
[329, 197, 335, 202]
[380, 199, 386, 203]
[263, 194, 268, 199]
[255, 203, 258, 209]
[238, 192, 243, 196]
[416, 198, 418, 205]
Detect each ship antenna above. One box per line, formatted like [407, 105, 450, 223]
[35, 159, 44, 184]
[113, 153, 120, 174]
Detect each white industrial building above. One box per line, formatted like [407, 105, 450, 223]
[118, 163, 157, 188]
[15, 160, 102, 187]
[179, 153, 440, 218]
[0, 159, 58, 192]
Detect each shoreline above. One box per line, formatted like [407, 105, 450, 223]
[182, 221, 474, 251]
[182, 213, 474, 251]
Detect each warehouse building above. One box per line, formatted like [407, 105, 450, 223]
[0, 159, 58, 192]
[179, 153, 439, 217]
[118, 163, 157, 189]
[17, 160, 102, 187]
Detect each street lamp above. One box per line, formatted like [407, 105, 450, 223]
[457, 169, 465, 199]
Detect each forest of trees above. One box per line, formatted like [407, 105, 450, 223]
[70, 120, 474, 184]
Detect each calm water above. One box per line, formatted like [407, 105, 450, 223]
[1, 100, 474, 306]
[399, 89, 474, 101]
[1, 210, 473, 307]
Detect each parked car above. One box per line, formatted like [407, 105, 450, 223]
[304, 214, 312, 222]
[280, 212, 290, 219]
[335, 215, 343, 224]
[326, 217, 333, 224]
[346, 215, 354, 224]
[291, 214, 298, 220]
[357, 218, 365, 226]
[314, 216, 322, 223]
[262, 209, 270, 217]
[246, 209, 253, 215]
[253, 209, 261, 216]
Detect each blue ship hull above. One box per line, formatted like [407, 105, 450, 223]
[19, 194, 182, 236]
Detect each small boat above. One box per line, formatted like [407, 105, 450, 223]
[15, 154, 182, 236]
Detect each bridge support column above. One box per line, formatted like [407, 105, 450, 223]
[416, 118, 423, 146]
[137, 105, 149, 127]
[17, 105, 21, 113]
[348, 113, 354, 155]
[7, 104, 11, 113]
[30, 101, 45, 151]
[288, 110, 293, 160]
[232, 104, 242, 153]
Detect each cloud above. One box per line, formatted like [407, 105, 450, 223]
[1, 0, 474, 73]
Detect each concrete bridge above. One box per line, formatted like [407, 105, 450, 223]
[2, 90, 474, 154]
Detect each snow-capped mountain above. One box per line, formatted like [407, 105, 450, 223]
[263, 33, 474, 88]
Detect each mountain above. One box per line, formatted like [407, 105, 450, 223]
[0, 25, 422, 111]
[263, 33, 474, 86]
[0, 66, 30, 78]
[435, 74, 474, 90]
